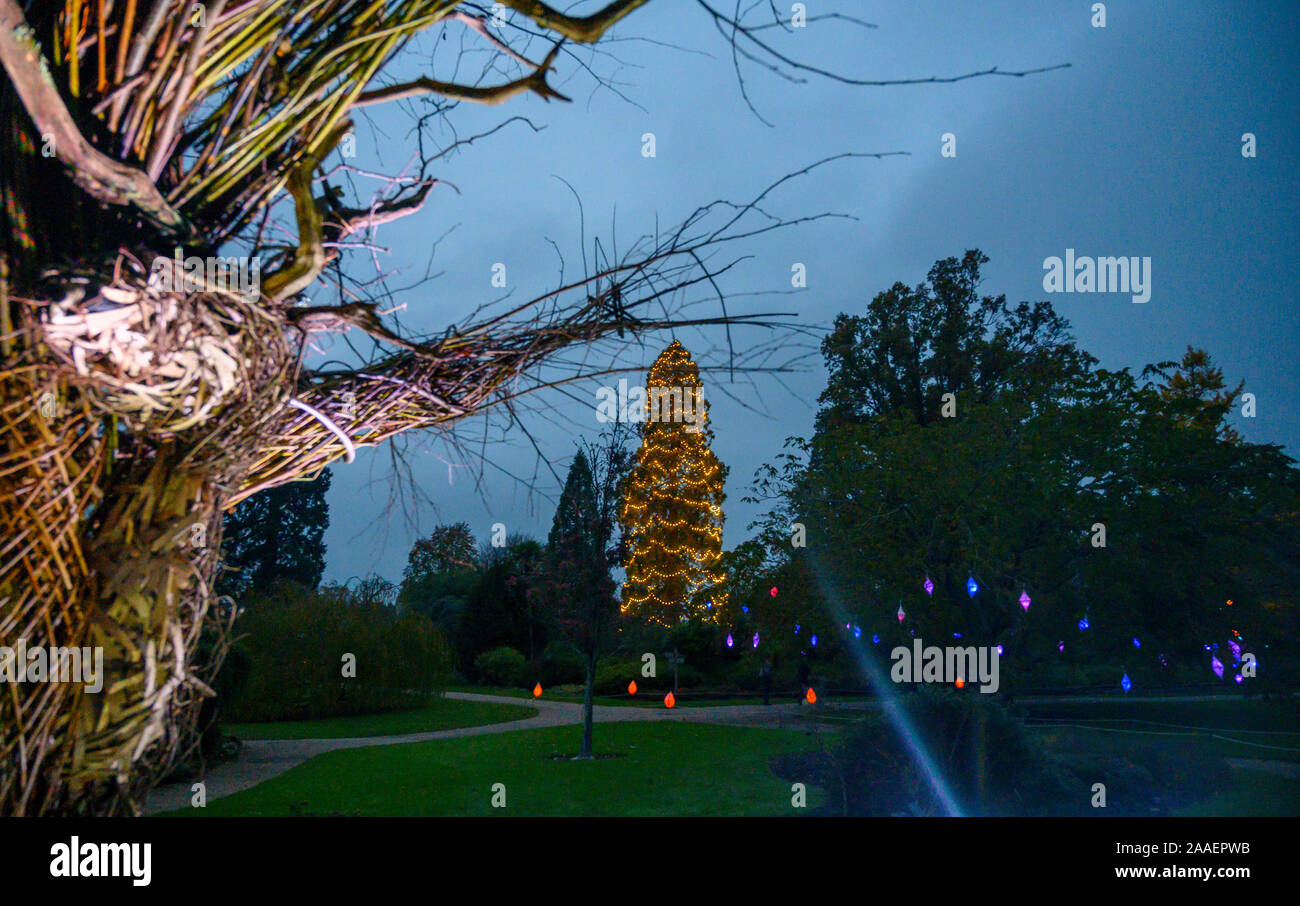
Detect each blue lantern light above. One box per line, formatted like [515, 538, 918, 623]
[1078, 617, 1090, 631]
[811, 634, 818, 647]
[741, 605, 749, 614]
[1121, 673, 1132, 693]
[872, 634, 880, 644]
[966, 576, 979, 597]
[1132, 637, 1141, 648]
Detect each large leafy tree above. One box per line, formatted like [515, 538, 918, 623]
[459, 534, 544, 664]
[398, 522, 481, 653]
[216, 469, 330, 597]
[747, 252, 1300, 694]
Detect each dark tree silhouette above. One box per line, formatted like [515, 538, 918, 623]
[217, 470, 331, 597]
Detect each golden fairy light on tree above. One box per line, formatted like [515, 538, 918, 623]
[619, 340, 727, 625]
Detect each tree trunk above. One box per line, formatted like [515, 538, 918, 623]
[580, 649, 596, 758]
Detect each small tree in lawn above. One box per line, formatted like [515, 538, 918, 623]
[537, 448, 619, 758]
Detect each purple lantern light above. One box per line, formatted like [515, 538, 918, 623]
[1019, 591, 1031, 611]
[923, 576, 934, 596]
[1211, 656, 1225, 679]
[1058, 641, 1065, 652]
[726, 633, 734, 649]
[897, 604, 905, 622]
[752, 632, 760, 649]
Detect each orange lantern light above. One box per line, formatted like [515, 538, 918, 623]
[664, 691, 676, 709]
[533, 683, 543, 698]
[628, 680, 638, 695]
[955, 677, 965, 689]
[805, 687, 817, 704]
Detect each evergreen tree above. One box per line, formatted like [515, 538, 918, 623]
[620, 341, 728, 624]
[217, 470, 331, 597]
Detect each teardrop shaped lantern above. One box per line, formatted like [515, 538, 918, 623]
[1019, 590, 1031, 611]
[628, 680, 637, 695]
[533, 683, 543, 698]
[897, 604, 905, 622]
[664, 691, 676, 709]
[810, 634, 818, 647]
[726, 633, 734, 648]
[1120, 673, 1132, 693]
[805, 687, 817, 704]
[923, 576, 934, 596]
[966, 576, 979, 597]
[1211, 656, 1225, 679]
[752, 632, 760, 648]
[955, 677, 965, 689]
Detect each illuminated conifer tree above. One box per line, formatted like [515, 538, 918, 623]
[619, 341, 727, 625]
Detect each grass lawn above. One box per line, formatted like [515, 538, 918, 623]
[1022, 696, 1300, 734]
[1174, 766, 1300, 816]
[1025, 697, 1300, 765]
[224, 697, 536, 740]
[163, 722, 830, 816]
[1028, 722, 1300, 816]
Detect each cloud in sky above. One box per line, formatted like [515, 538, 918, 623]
[314, 0, 1299, 584]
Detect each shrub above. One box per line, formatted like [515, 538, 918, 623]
[828, 686, 1064, 816]
[225, 580, 452, 722]
[594, 657, 647, 695]
[530, 641, 586, 686]
[474, 646, 527, 686]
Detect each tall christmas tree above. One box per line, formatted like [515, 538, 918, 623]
[620, 341, 727, 625]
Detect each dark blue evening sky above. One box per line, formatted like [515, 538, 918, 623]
[315, 1, 1299, 585]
